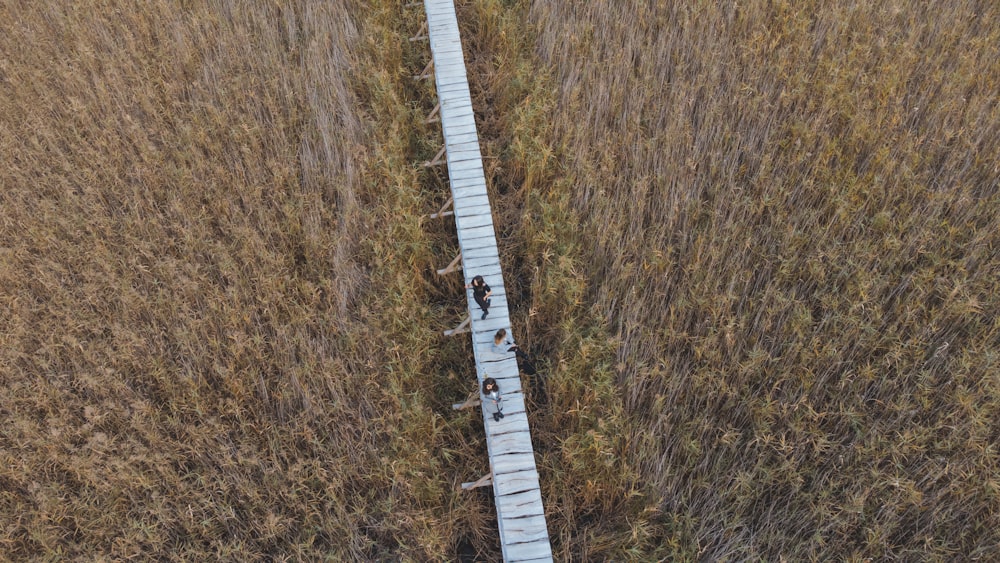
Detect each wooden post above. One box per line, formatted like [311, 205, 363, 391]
[444, 315, 471, 336]
[409, 21, 428, 42]
[425, 102, 441, 124]
[414, 59, 434, 80]
[429, 197, 454, 219]
[423, 145, 446, 168]
[460, 472, 493, 491]
[436, 250, 462, 275]
[452, 392, 482, 410]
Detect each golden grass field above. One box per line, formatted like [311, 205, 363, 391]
[1, 0, 998, 560]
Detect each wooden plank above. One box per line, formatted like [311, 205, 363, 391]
[436, 73, 466, 86]
[468, 307, 507, 324]
[478, 359, 519, 380]
[462, 256, 499, 272]
[450, 176, 486, 189]
[441, 104, 474, 117]
[441, 112, 476, 125]
[442, 94, 473, 107]
[436, 73, 468, 87]
[451, 201, 490, 216]
[433, 53, 462, 66]
[453, 194, 490, 209]
[457, 236, 497, 252]
[442, 118, 477, 133]
[455, 205, 492, 220]
[457, 214, 494, 230]
[458, 230, 496, 246]
[426, 6, 457, 15]
[449, 168, 486, 182]
[499, 515, 548, 544]
[446, 150, 482, 164]
[448, 141, 481, 153]
[444, 134, 479, 146]
[449, 176, 486, 190]
[445, 145, 481, 158]
[443, 129, 478, 144]
[481, 348, 516, 363]
[457, 224, 495, 240]
[436, 69, 466, 82]
[489, 371, 521, 387]
[487, 417, 532, 441]
[431, 50, 461, 60]
[504, 539, 552, 562]
[448, 159, 481, 173]
[491, 452, 537, 476]
[472, 315, 515, 334]
[452, 189, 488, 203]
[480, 349, 518, 365]
[463, 253, 500, 269]
[445, 150, 480, 164]
[487, 431, 534, 456]
[437, 83, 470, 96]
[448, 159, 484, 173]
[456, 242, 496, 259]
[478, 357, 520, 378]
[487, 413, 531, 437]
[495, 489, 545, 518]
[453, 219, 499, 237]
[493, 469, 540, 496]
[450, 173, 486, 186]
[446, 118, 476, 132]
[430, 42, 463, 53]
[442, 96, 473, 110]
[426, 9, 458, 18]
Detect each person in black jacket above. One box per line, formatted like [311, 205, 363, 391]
[465, 275, 492, 319]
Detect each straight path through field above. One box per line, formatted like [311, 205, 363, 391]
[422, 1, 552, 561]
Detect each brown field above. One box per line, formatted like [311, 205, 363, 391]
[506, 0, 1000, 559]
[1, 0, 998, 560]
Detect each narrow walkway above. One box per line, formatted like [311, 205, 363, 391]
[420, 1, 552, 561]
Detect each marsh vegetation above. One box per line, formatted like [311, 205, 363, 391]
[1, 0, 997, 559]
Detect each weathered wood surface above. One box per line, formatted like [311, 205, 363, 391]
[423, 2, 551, 560]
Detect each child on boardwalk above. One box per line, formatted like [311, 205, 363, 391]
[492, 328, 537, 375]
[482, 377, 504, 421]
[491, 328, 517, 356]
[465, 275, 492, 319]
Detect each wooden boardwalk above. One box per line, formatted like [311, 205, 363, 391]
[419, 1, 552, 561]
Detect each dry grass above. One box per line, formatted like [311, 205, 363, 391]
[0, 0, 488, 559]
[492, 0, 1000, 559]
[3, 0, 998, 560]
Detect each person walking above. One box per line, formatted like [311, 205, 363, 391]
[465, 275, 492, 319]
[482, 377, 504, 421]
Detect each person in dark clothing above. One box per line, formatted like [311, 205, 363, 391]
[465, 275, 492, 319]
[482, 377, 504, 421]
